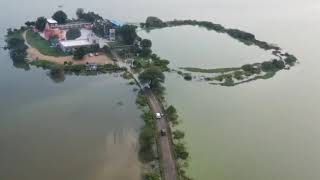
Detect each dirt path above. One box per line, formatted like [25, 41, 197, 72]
[23, 30, 114, 65]
[145, 89, 178, 180]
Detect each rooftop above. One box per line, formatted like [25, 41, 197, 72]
[110, 20, 123, 27]
[47, 18, 58, 24]
[59, 39, 93, 47]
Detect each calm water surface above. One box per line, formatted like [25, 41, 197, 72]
[1, 0, 320, 180]
[138, 26, 275, 68]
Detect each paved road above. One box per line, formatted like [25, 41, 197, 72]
[145, 89, 178, 180]
[111, 50, 178, 180]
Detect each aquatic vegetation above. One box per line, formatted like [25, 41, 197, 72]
[142, 17, 298, 86]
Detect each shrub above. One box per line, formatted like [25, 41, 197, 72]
[174, 143, 189, 160]
[136, 93, 148, 107]
[173, 130, 185, 140]
[234, 71, 244, 80]
[144, 172, 160, 180]
[284, 54, 297, 65]
[73, 47, 86, 60]
[183, 73, 192, 81]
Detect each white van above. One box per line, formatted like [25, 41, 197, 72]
[155, 113, 162, 119]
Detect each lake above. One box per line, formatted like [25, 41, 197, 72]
[1, 0, 320, 180]
[138, 26, 275, 69]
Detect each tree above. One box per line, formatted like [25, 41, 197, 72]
[145, 16, 166, 28]
[284, 54, 297, 65]
[138, 66, 165, 89]
[173, 130, 185, 140]
[52, 10, 68, 24]
[77, 10, 103, 22]
[141, 39, 152, 49]
[272, 59, 285, 69]
[118, 25, 137, 44]
[6, 37, 28, 62]
[241, 64, 260, 74]
[93, 19, 112, 37]
[139, 39, 153, 57]
[25, 21, 35, 27]
[140, 48, 152, 57]
[76, 8, 84, 19]
[73, 47, 86, 60]
[166, 105, 177, 117]
[261, 61, 276, 72]
[166, 105, 179, 125]
[66, 28, 81, 40]
[35, 17, 47, 32]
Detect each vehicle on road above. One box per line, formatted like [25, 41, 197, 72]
[155, 113, 162, 119]
[160, 129, 167, 136]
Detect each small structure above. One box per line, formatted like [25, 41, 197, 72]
[58, 39, 93, 52]
[86, 63, 98, 71]
[43, 19, 93, 40]
[44, 19, 65, 40]
[109, 29, 116, 41]
[110, 20, 123, 27]
[47, 18, 58, 28]
[56, 22, 93, 30]
[58, 33, 99, 52]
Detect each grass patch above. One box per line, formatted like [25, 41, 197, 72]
[30, 60, 62, 69]
[26, 31, 66, 57]
[180, 67, 241, 73]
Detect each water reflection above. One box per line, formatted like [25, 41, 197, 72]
[48, 67, 66, 83]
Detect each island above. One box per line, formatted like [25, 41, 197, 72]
[4, 10, 299, 180]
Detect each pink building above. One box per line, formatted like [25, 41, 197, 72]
[43, 19, 65, 40]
